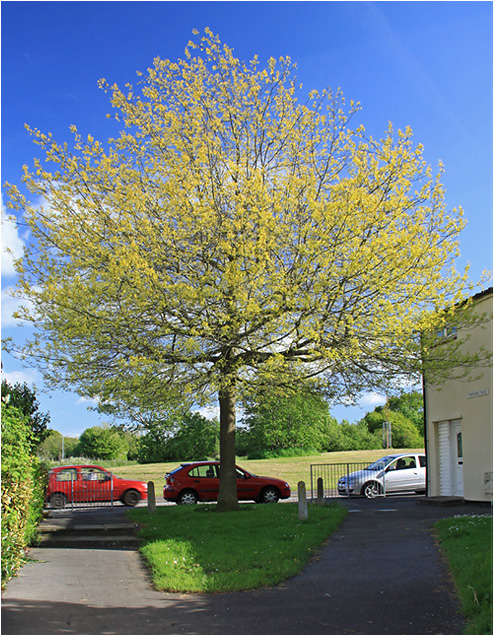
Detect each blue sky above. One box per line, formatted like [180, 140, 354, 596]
[1, 1, 492, 437]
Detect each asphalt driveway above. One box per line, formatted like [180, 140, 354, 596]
[2, 496, 491, 634]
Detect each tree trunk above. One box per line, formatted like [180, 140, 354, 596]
[217, 383, 239, 512]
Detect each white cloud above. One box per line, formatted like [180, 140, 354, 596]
[1, 287, 25, 328]
[1, 367, 40, 387]
[195, 405, 220, 420]
[1, 204, 25, 278]
[359, 392, 387, 408]
[76, 396, 99, 407]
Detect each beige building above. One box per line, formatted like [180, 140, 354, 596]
[424, 287, 492, 503]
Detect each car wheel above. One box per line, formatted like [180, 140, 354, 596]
[177, 489, 198, 505]
[361, 481, 382, 499]
[123, 489, 140, 507]
[50, 493, 68, 509]
[259, 486, 280, 503]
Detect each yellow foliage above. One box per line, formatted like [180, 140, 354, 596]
[5, 28, 476, 409]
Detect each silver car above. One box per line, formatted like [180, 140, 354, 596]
[337, 453, 426, 498]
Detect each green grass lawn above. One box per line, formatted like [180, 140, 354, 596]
[127, 502, 347, 593]
[113, 448, 424, 492]
[435, 514, 493, 635]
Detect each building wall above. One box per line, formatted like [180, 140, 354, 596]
[425, 289, 493, 502]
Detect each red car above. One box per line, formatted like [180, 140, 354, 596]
[164, 461, 291, 504]
[46, 464, 148, 508]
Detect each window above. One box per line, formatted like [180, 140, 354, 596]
[456, 432, 463, 459]
[56, 469, 77, 482]
[436, 326, 458, 340]
[189, 465, 217, 478]
[82, 469, 109, 481]
[389, 457, 415, 471]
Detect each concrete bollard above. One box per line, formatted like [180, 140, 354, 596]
[317, 477, 324, 506]
[147, 481, 156, 514]
[298, 481, 308, 520]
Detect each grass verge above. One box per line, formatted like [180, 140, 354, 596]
[435, 514, 492, 635]
[127, 502, 347, 593]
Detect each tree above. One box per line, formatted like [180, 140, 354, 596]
[362, 391, 425, 446]
[244, 390, 336, 453]
[36, 429, 79, 461]
[330, 420, 382, 451]
[387, 390, 424, 436]
[5, 29, 475, 511]
[77, 426, 129, 461]
[1, 380, 50, 448]
[165, 412, 219, 461]
[138, 411, 219, 463]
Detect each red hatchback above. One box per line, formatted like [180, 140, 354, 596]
[47, 464, 148, 508]
[164, 461, 291, 504]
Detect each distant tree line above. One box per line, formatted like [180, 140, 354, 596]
[33, 388, 424, 464]
[1, 380, 423, 466]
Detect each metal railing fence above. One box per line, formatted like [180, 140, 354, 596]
[310, 462, 388, 499]
[47, 474, 115, 509]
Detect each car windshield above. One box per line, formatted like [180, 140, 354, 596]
[366, 456, 397, 471]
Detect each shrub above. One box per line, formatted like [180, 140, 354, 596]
[1, 401, 47, 587]
[247, 447, 320, 459]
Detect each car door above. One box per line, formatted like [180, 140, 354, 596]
[414, 454, 427, 491]
[81, 468, 113, 502]
[52, 467, 78, 503]
[188, 464, 219, 501]
[235, 467, 258, 501]
[384, 456, 422, 493]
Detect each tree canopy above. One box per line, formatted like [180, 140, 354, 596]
[244, 389, 336, 454]
[5, 29, 474, 510]
[1, 380, 50, 449]
[77, 426, 129, 461]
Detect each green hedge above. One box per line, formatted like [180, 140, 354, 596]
[1, 401, 47, 587]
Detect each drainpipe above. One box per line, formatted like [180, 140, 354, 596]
[421, 332, 429, 498]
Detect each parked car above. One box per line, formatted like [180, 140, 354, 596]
[164, 461, 291, 504]
[46, 464, 148, 508]
[337, 453, 426, 498]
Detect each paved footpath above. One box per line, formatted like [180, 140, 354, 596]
[2, 497, 491, 634]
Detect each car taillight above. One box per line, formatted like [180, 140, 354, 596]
[167, 477, 175, 485]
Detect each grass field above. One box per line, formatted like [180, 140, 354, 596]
[435, 514, 493, 635]
[127, 502, 347, 592]
[112, 448, 424, 492]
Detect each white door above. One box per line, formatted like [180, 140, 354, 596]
[438, 419, 463, 496]
[452, 420, 464, 497]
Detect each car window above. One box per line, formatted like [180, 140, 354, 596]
[55, 469, 77, 482]
[188, 465, 218, 478]
[390, 456, 416, 471]
[82, 469, 109, 481]
[418, 455, 427, 468]
[368, 456, 396, 470]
